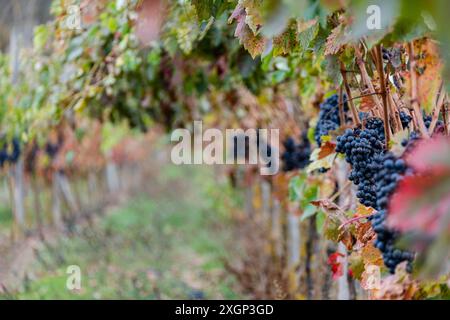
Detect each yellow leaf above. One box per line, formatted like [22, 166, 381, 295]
[74, 98, 87, 112]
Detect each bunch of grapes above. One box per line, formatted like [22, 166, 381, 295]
[281, 133, 311, 172]
[314, 94, 347, 146]
[336, 123, 384, 208]
[400, 112, 443, 133]
[370, 152, 415, 273]
[336, 117, 414, 273]
[423, 114, 445, 134]
[0, 137, 21, 168]
[400, 113, 444, 149]
[399, 111, 412, 129]
[45, 142, 60, 159]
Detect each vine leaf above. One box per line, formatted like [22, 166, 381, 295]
[229, 3, 266, 58]
[324, 24, 347, 56]
[318, 141, 336, 159]
[415, 39, 443, 114]
[389, 136, 450, 279]
[359, 94, 377, 112]
[372, 263, 419, 300]
[297, 19, 319, 54]
[328, 252, 345, 280]
[307, 147, 335, 172]
[361, 244, 383, 267]
[191, 0, 214, 21]
[389, 137, 450, 236]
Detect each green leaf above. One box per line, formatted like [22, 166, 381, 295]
[324, 54, 342, 86]
[34, 25, 50, 51]
[298, 21, 319, 54]
[300, 204, 317, 221]
[192, 0, 214, 21]
[288, 173, 307, 201]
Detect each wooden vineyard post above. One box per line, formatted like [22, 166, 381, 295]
[105, 161, 121, 195]
[244, 184, 254, 218]
[55, 171, 80, 218]
[336, 158, 351, 300]
[87, 170, 98, 209]
[31, 174, 43, 234]
[287, 211, 301, 292]
[337, 242, 350, 300]
[271, 197, 283, 259]
[70, 176, 84, 213]
[260, 179, 272, 227]
[8, 160, 26, 238]
[284, 171, 300, 269]
[305, 215, 320, 299]
[51, 172, 63, 229]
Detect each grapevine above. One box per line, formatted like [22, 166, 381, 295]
[0, 0, 448, 301]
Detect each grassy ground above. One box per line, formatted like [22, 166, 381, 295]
[2, 163, 244, 299]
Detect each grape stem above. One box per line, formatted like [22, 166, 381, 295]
[330, 180, 352, 202]
[407, 42, 430, 138]
[354, 45, 383, 118]
[428, 81, 446, 134]
[340, 61, 361, 126]
[374, 44, 391, 147]
[338, 85, 345, 126]
[388, 89, 402, 133]
[441, 100, 449, 136]
[338, 212, 376, 230]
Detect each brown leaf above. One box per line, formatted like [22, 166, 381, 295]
[360, 94, 377, 112]
[373, 262, 419, 300]
[311, 199, 346, 222]
[228, 3, 266, 59]
[355, 222, 376, 248]
[318, 141, 336, 159]
[361, 244, 384, 267]
[340, 231, 355, 250]
[415, 39, 443, 114]
[324, 24, 347, 56]
[355, 204, 376, 216]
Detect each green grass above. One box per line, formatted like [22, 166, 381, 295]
[7, 163, 243, 300]
[0, 204, 12, 227]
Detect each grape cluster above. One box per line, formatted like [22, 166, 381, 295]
[336, 118, 414, 273]
[399, 111, 412, 129]
[400, 112, 443, 133]
[314, 94, 347, 146]
[45, 141, 61, 159]
[281, 133, 311, 171]
[400, 113, 445, 149]
[423, 115, 433, 129]
[371, 152, 414, 273]
[0, 138, 21, 168]
[370, 209, 414, 273]
[336, 123, 384, 208]
[423, 114, 444, 133]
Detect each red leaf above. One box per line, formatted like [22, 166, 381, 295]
[388, 173, 450, 235]
[405, 135, 450, 172]
[328, 252, 345, 280]
[388, 136, 450, 236]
